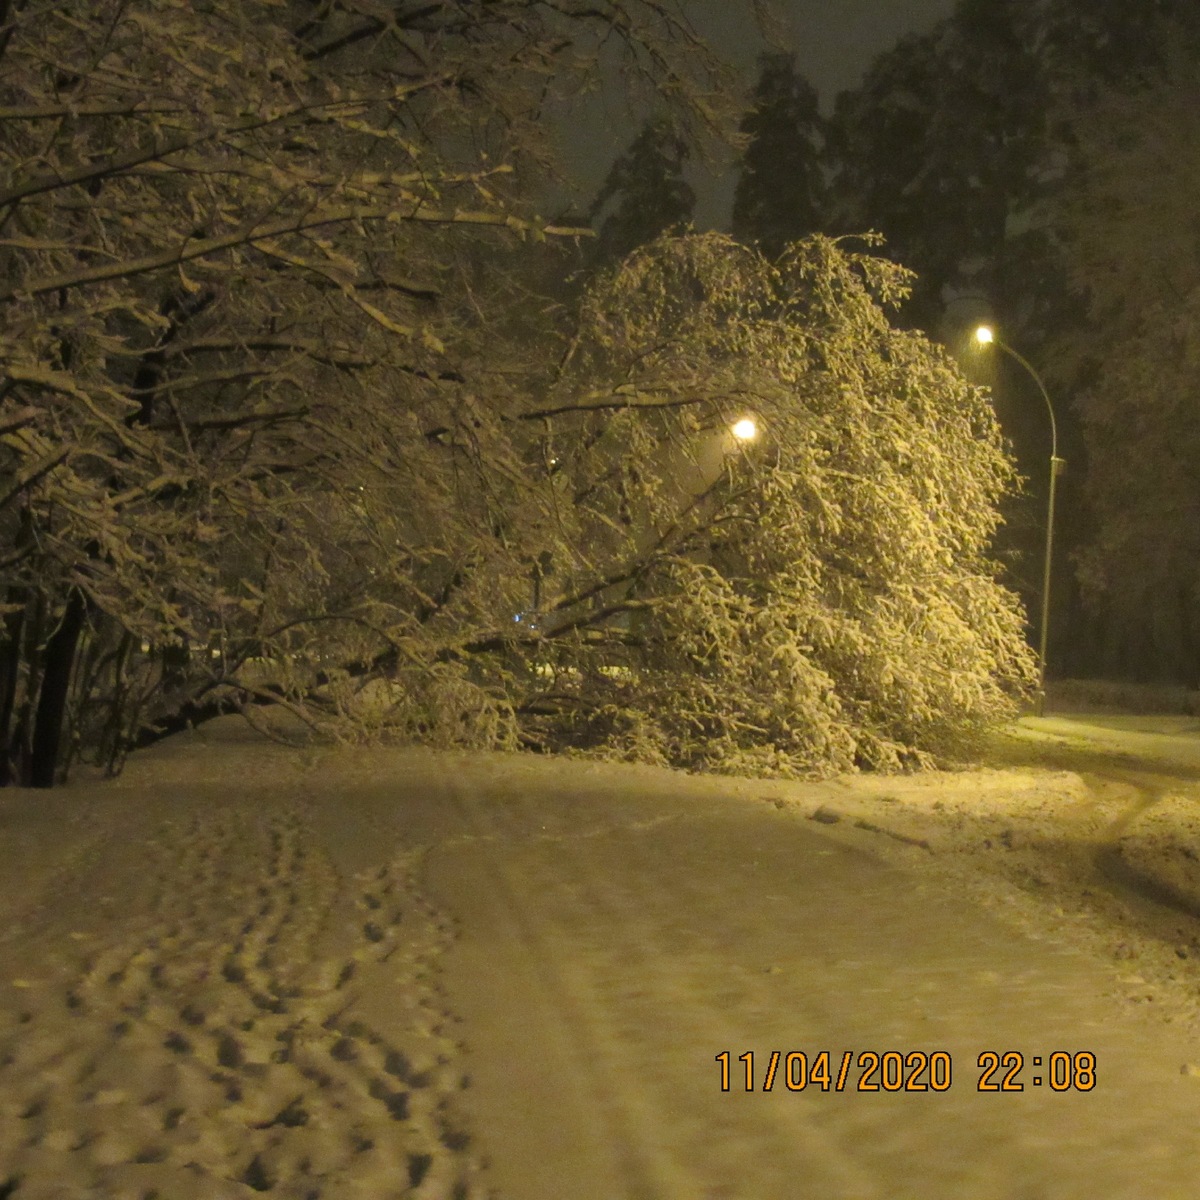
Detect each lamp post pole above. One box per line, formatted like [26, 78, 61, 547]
[975, 327, 1064, 717]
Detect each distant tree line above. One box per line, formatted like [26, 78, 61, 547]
[821, 0, 1200, 691]
[591, 0, 1200, 691]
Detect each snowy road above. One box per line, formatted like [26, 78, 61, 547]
[424, 755, 1200, 1200]
[3, 719, 1200, 1198]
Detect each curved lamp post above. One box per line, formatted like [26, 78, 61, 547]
[975, 325, 1065, 717]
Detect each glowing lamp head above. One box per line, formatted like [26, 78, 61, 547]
[731, 417, 758, 442]
[974, 325, 995, 346]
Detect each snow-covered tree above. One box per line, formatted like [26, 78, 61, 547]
[510, 232, 1036, 774]
[0, 0, 730, 786]
[732, 53, 826, 260]
[0, 0, 1033, 786]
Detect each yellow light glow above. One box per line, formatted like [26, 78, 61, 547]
[731, 417, 758, 441]
[975, 325, 995, 345]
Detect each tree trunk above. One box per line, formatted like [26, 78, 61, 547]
[97, 629, 135, 774]
[0, 601, 23, 786]
[29, 588, 86, 788]
[0, 508, 32, 786]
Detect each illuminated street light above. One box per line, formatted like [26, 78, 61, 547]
[974, 324, 1065, 717]
[731, 417, 758, 442]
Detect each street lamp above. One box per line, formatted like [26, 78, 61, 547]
[731, 416, 758, 442]
[975, 325, 1065, 717]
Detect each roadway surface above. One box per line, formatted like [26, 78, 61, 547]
[414, 732, 1200, 1200]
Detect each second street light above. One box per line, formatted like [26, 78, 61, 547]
[975, 325, 1065, 717]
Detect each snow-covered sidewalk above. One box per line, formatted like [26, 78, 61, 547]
[2, 713, 1200, 1198]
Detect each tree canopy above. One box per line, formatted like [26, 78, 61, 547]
[1045, 67, 1200, 684]
[536, 232, 1035, 773]
[0, 0, 728, 785]
[825, 0, 1046, 331]
[1, 0, 1035, 786]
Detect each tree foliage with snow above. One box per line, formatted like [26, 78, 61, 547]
[587, 116, 695, 268]
[0, 0, 1032, 787]
[0, 0, 729, 786]
[511, 232, 1036, 774]
[731, 52, 826, 260]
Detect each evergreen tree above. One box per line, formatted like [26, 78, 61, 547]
[825, 0, 1046, 332]
[1039, 0, 1200, 88]
[588, 117, 695, 266]
[732, 53, 826, 260]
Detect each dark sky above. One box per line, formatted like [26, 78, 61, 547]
[554, 0, 957, 227]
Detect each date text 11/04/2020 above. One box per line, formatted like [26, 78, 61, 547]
[715, 1051, 1097, 1093]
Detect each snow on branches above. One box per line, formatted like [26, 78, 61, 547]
[0, 0, 729, 785]
[0, 1, 1028, 784]
[514, 232, 1036, 774]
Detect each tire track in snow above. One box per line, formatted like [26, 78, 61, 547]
[435, 778, 885, 1200]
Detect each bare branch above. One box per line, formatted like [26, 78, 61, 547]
[519, 388, 710, 421]
[179, 407, 309, 434]
[0, 102, 187, 120]
[164, 337, 376, 370]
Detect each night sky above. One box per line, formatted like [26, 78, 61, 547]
[555, 0, 957, 226]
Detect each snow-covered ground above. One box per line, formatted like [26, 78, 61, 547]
[3, 709, 1200, 1198]
[798, 713, 1200, 1031]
